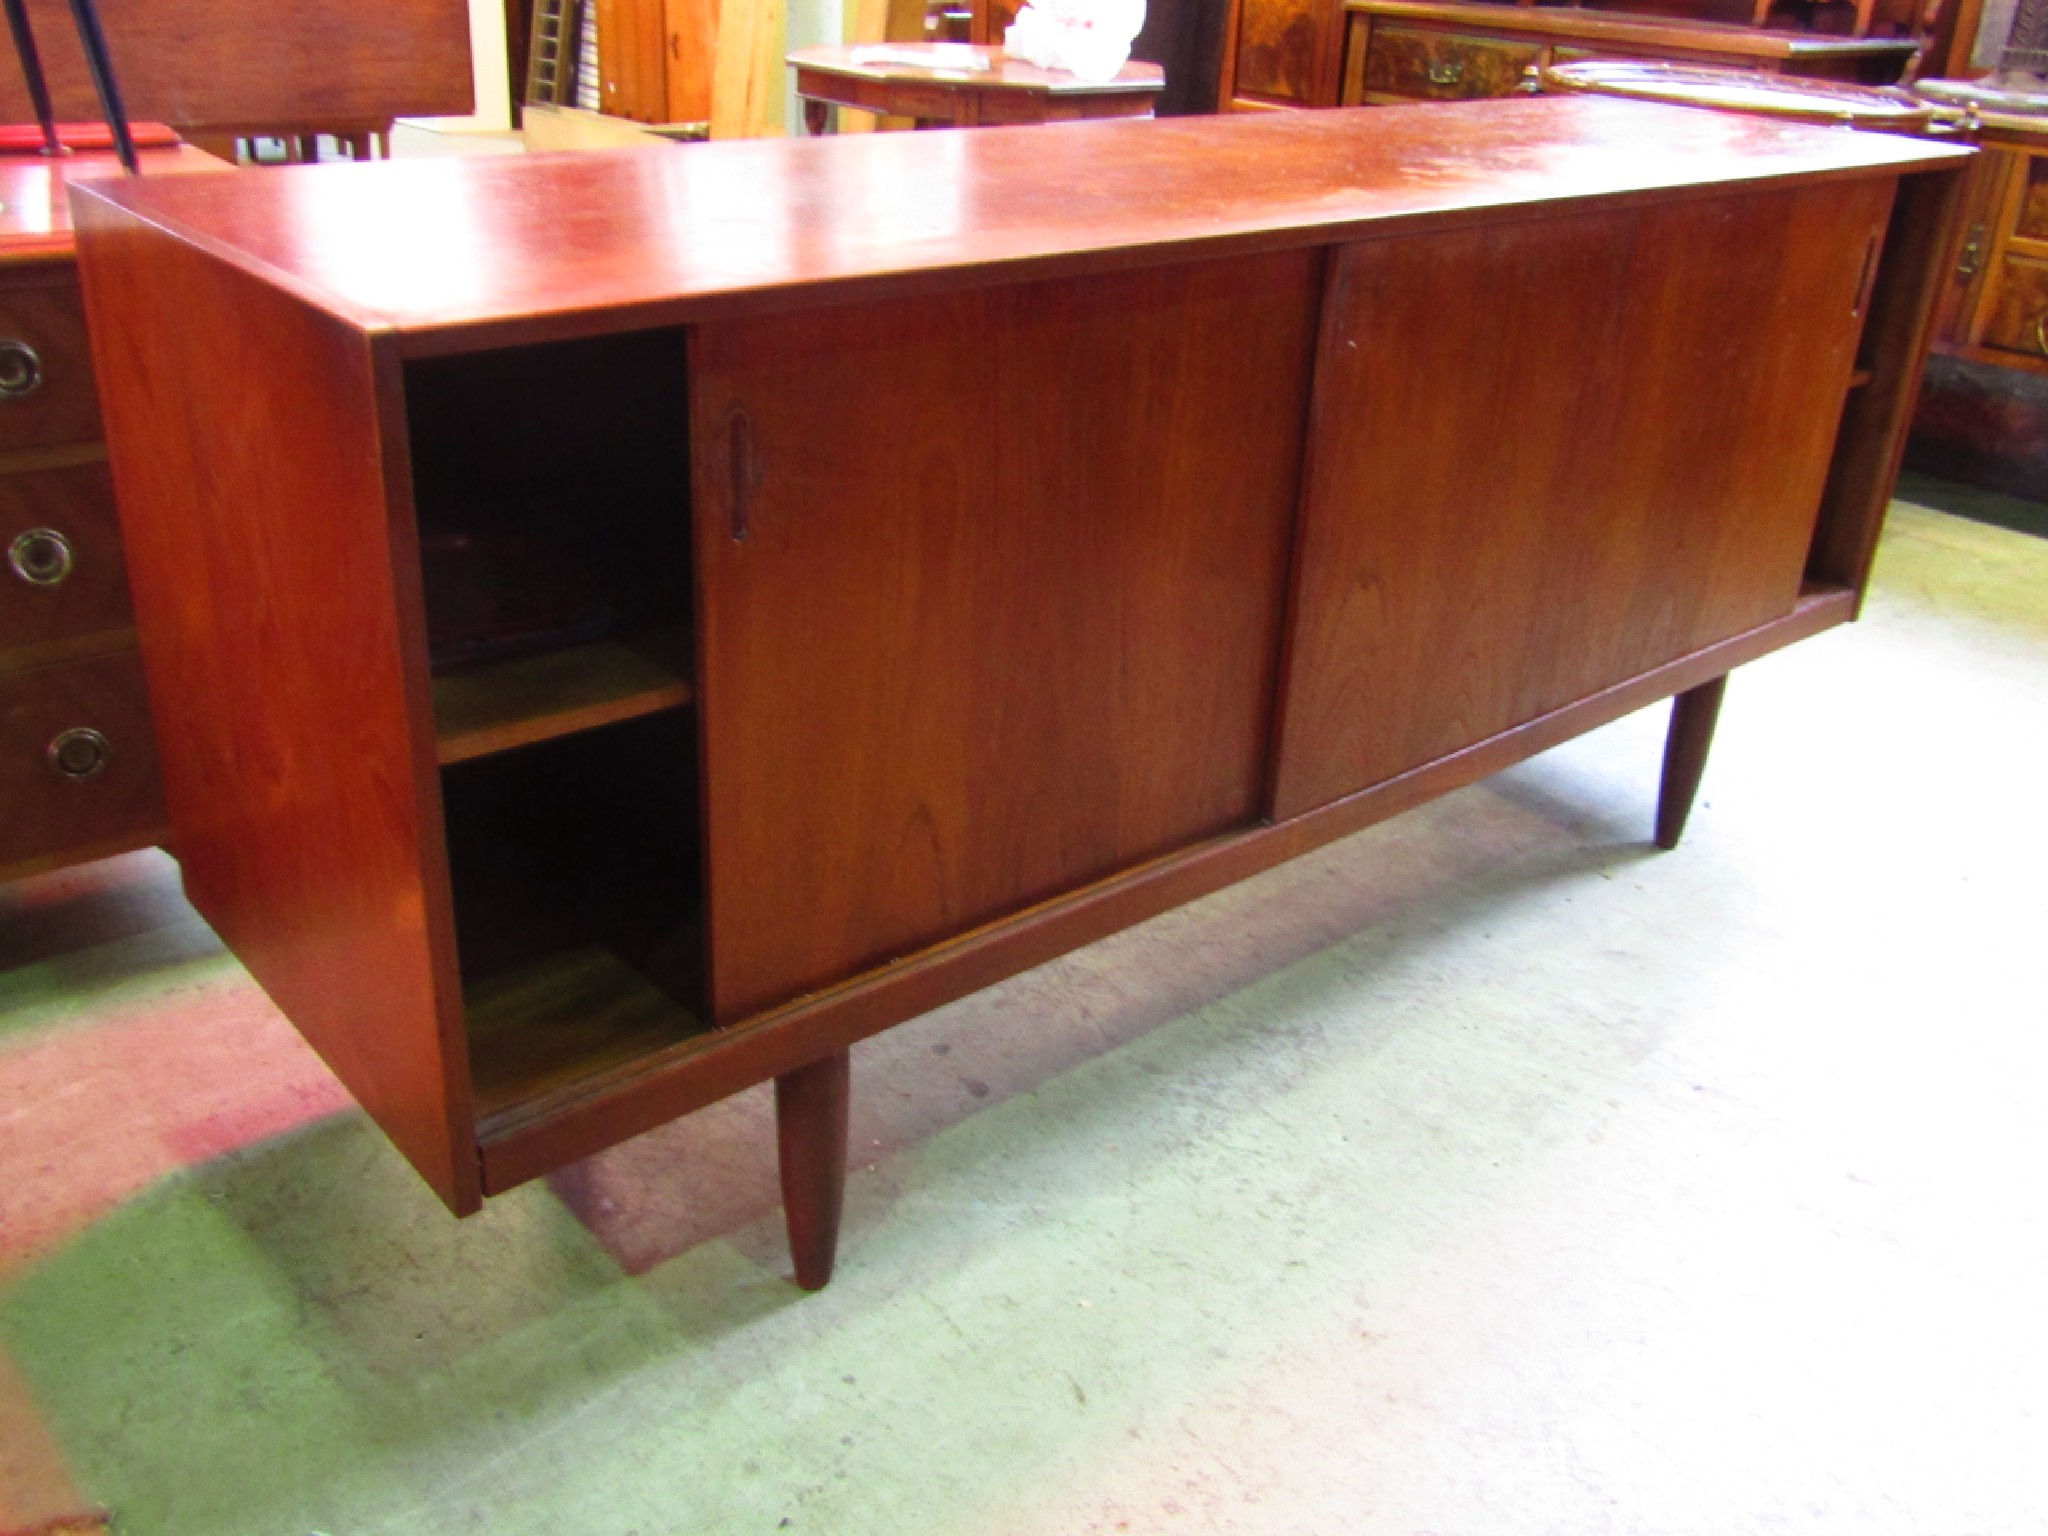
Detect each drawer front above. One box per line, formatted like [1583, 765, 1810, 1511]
[1232, 0, 1326, 105]
[1981, 257, 2048, 359]
[0, 457, 132, 660]
[2013, 156, 2048, 243]
[0, 279, 102, 451]
[0, 649, 164, 873]
[1361, 25, 1539, 101]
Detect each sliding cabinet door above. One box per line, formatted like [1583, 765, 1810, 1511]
[692, 252, 1320, 1022]
[1271, 178, 1896, 821]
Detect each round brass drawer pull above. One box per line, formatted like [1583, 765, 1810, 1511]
[8, 527, 75, 585]
[47, 726, 111, 780]
[0, 338, 44, 399]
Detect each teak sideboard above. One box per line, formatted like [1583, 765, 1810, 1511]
[71, 101, 1968, 1287]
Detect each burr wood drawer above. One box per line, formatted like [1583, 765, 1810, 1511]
[0, 279, 103, 451]
[1981, 257, 2048, 358]
[0, 649, 164, 872]
[0, 456, 131, 660]
[1358, 26, 1541, 101]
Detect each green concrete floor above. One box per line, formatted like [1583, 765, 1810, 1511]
[2, 499, 2044, 1535]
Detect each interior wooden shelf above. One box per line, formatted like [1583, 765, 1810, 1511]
[466, 943, 714, 1124]
[1847, 367, 1874, 388]
[434, 638, 693, 765]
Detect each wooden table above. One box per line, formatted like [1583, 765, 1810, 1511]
[787, 43, 1164, 131]
[71, 102, 1967, 1289]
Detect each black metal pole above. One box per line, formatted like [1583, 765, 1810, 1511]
[64, 0, 137, 172]
[1, 0, 64, 157]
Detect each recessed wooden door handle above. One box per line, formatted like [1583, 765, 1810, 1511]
[1851, 232, 1880, 319]
[729, 407, 758, 541]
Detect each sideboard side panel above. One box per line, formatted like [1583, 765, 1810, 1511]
[1271, 179, 1895, 820]
[693, 251, 1321, 1023]
[73, 204, 478, 1212]
[1810, 164, 1970, 603]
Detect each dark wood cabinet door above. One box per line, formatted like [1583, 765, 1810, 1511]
[1271, 179, 1895, 821]
[691, 251, 1321, 1022]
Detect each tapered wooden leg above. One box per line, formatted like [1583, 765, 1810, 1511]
[776, 1048, 851, 1291]
[1655, 674, 1728, 850]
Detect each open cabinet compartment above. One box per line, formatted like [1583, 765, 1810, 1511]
[400, 326, 712, 1129]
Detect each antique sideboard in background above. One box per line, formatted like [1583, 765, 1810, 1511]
[1218, 0, 1926, 114]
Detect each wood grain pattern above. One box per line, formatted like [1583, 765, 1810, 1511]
[1980, 258, 2048, 357]
[0, 0, 472, 133]
[72, 201, 479, 1212]
[1358, 24, 1540, 99]
[1269, 179, 1892, 820]
[666, 0, 719, 122]
[67, 98, 1965, 356]
[1811, 167, 1967, 603]
[0, 649, 164, 879]
[432, 641, 692, 766]
[1224, 0, 1340, 103]
[72, 108, 1960, 1238]
[691, 251, 1319, 1021]
[478, 589, 1856, 1192]
[1342, 0, 1923, 65]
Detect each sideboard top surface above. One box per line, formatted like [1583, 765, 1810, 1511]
[71, 96, 1965, 352]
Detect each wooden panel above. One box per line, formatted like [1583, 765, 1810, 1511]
[1271, 179, 1892, 820]
[481, 588, 1854, 1188]
[0, 456, 132, 663]
[1811, 166, 1968, 599]
[72, 200, 479, 1212]
[433, 641, 692, 765]
[66, 98, 1964, 353]
[600, 0, 672, 121]
[710, 0, 786, 137]
[692, 250, 1320, 1021]
[2014, 156, 2048, 243]
[0, 0, 472, 132]
[1359, 24, 1541, 100]
[1335, 0, 1922, 64]
[666, 0, 719, 121]
[1229, 0, 1329, 102]
[1980, 257, 2048, 359]
[0, 650, 163, 877]
[0, 279, 100, 452]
